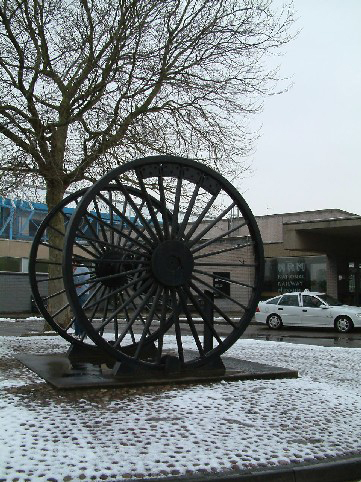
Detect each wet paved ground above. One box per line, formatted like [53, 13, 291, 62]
[1, 316, 361, 348]
[243, 324, 361, 349]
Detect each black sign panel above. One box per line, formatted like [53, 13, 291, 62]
[213, 271, 230, 297]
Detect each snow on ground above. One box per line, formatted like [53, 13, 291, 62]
[0, 335, 361, 481]
[0, 317, 44, 323]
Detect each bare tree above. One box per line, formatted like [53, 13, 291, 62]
[0, 0, 294, 207]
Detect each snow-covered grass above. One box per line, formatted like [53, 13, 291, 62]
[0, 335, 361, 481]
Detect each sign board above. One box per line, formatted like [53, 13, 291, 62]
[213, 272, 230, 297]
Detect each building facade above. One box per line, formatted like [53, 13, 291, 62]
[258, 209, 361, 305]
[1, 196, 361, 312]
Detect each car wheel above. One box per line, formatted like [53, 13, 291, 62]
[335, 316, 354, 333]
[266, 314, 283, 330]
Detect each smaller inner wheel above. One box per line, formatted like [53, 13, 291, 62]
[95, 249, 138, 288]
[151, 240, 194, 287]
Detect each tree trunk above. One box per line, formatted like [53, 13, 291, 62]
[43, 179, 68, 331]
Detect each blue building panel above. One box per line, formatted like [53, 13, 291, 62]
[0, 197, 48, 241]
[0, 196, 140, 242]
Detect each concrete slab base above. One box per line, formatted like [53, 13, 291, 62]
[15, 349, 298, 390]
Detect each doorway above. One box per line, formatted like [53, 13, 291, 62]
[338, 260, 361, 306]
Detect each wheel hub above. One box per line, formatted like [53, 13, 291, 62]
[151, 240, 194, 287]
[95, 250, 134, 288]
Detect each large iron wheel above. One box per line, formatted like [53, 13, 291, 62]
[63, 155, 264, 369]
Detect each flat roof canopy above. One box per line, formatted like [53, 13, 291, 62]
[283, 217, 361, 258]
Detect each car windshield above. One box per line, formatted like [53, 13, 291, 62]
[318, 294, 343, 306]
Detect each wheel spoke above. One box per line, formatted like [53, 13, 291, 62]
[187, 201, 236, 248]
[117, 197, 128, 243]
[192, 274, 248, 311]
[64, 282, 104, 332]
[39, 241, 63, 253]
[85, 273, 151, 311]
[183, 283, 223, 345]
[75, 232, 150, 258]
[108, 190, 115, 245]
[95, 278, 154, 333]
[61, 211, 103, 256]
[112, 283, 157, 347]
[43, 287, 67, 302]
[177, 287, 205, 358]
[97, 192, 156, 248]
[158, 169, 171, 240]
[170, 288, 184, 363]
[93, 197, 109, 244]
[177, 175, 204, 239]
[188, 281, 238, 329]
[191, 222, 248, 254]
[112, 296, 119, 341]
[193, 242, 254, 260]
[119, 290, 136, 344]
[87, 266, 147, 289]
[170, 172, 183, 238]
[120, 200, 146, 248]
[74, 255, 148, 266]
[82, 213, 106, 254]
[37, 274, 64, 283]
[193, 268, 255, 290]
[122, 285, 150, 330]
[72, 237, 101, 259]
[136, 170, 164, 241]
[156, 289, 169, 363]
[85, 209, 152, 254]
[114, 180, 159, 244]
[82, 283, 105, 325]
[44, 261, 63, 266]
[74, 266, 144, 287]
[182, 192, 218, 242]
[52, 300, 71, 320]
[46, 224, 65, 238]
[195, 262, 257, 268]
[134, 285, 163, 360]
[100, 287, 111, 336]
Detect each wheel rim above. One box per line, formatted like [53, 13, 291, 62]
[29, 189, 93, 345]
[337, 318, 350, 332]
[268, 315, 281, 329]
[63, 155, 264, 368]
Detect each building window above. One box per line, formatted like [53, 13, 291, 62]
[0, 256, 21, 272]
[21, 258, 29, 273]
[213, 272, 230, 297]
[279, 294, 300, 306]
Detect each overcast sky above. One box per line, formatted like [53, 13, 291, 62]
[239, 0, 361, 217]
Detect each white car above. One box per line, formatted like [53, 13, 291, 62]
[255, 290, 361, 333]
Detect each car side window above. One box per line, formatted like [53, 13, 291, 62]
[279, 294, 299, 307]
[303, 295, 322, 308]
[266, 296, 281, 305]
